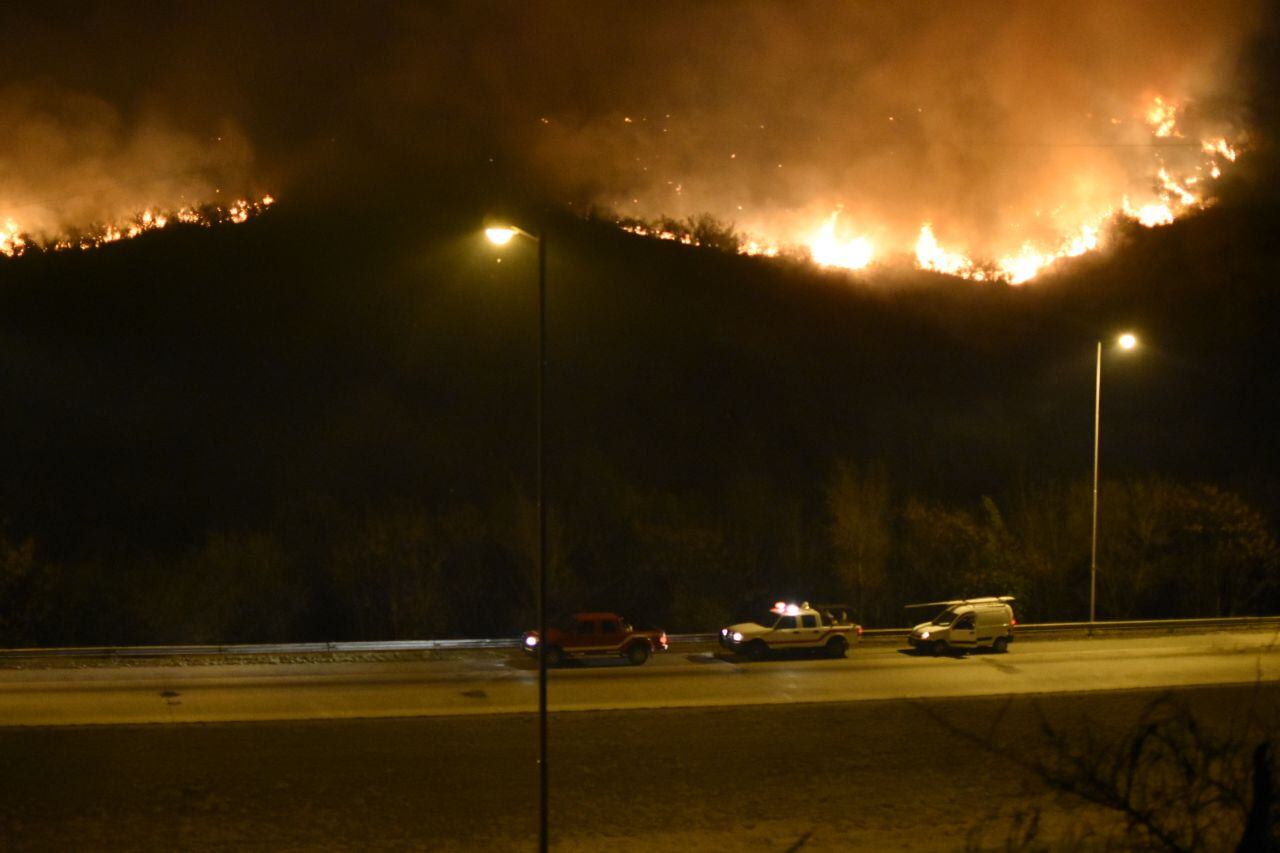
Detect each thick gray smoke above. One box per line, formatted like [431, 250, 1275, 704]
[0, 1, 1263, 255]
[0, 84, 254, 239]
[480, 1, 1262, 255]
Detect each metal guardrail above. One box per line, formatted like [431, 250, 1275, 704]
[1, 615, 1277, 661]
[0, 637, 519, 660]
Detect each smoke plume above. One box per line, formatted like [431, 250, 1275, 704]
[0, 84, 254, 241]
[486, 1, 1263, 258]
[0, 1, 1266, 265]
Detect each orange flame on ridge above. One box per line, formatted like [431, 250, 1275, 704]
[610, 95, 1242, 284]
[1, 196, 276, 258]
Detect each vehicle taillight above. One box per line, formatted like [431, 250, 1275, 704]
[856, 625, 864, 636]
[1010, 616, 1017, 627]
[659, 633, 669, 648]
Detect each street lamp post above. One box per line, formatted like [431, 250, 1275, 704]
[1090, 332, 1137, 632]
[485, 223, 549, 852]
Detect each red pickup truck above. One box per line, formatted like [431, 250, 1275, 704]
[522, 612, 669, 666]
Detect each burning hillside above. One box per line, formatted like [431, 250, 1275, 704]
[0, 3, 1262, 284]
[1, 197, 275, 258]
[0, 83, 272, 259]
[616, 93, 1243, 284]
[512, 3, 1261, 285]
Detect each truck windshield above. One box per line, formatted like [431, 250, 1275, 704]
[931, 609, 958, 626]
[754, 614, 780, 629]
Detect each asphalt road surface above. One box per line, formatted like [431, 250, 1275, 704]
[2, 683, 1276, 851]
[1, 630, 1278, 850]
[0, 630, 1276, 726]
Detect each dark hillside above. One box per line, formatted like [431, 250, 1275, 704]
[1, 187, 1277, 642]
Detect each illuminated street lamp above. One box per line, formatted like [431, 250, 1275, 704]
[484, 226, 518, 246]
[484, 221, 549, 852]
[1090, 332, 1138, 630]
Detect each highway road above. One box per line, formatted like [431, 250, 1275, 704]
[1, 629, 1277, 726]
[2, 683, 1276, 851]
[2, 631, 1278, 850]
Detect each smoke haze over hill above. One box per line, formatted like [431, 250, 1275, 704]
[0, 2, 1269, 256]
[0, 83, 255, 240]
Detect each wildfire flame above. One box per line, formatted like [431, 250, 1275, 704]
[1, 220, 26, 257]
[1146, 95, 1180, 138]
[916, 223, 975, 278]
[619, 223, 696, 245]
[808, 211, 874, 271]
[1202, 138, 1237, 162]
[614, 93, 1243, 285]
[0, 195, 276, 259]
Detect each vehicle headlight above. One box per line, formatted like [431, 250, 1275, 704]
[732, 632, 744, 643]
[919, 631, 930, 640]
[721, 628, 728, 637]
[525, 635, 538, 647]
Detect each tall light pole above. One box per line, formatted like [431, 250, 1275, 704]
[1090, 332, 1137, 631]
[485, 223, 548, 852]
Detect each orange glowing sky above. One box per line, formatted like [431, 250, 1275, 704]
[0, 1, 1263, 275]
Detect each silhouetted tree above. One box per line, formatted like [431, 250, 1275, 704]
[897, 497, 1020, 606]
[328, 509, 450, 640]
[1101, 479, 1280, 619]
[1007, 480, 1092, 621]
[0, 531, 48, 646]
[826, 460, 891, 625]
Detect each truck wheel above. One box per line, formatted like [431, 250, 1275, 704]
[824, 636, 848, 659]
[993, 636, 1010, 654]
[745, 640, 769, 661]
[931, 640, 949, 657]
[625, 643, 651, 665]
[543, 646, 564, 667]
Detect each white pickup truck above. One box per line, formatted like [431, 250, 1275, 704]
[719, 601, 862, 660]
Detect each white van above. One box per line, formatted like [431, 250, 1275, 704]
[906, 596, 1015, 656]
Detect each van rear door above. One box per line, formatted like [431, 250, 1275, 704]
[975, 610, 1002, 645]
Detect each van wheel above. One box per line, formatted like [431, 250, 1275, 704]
[993, 637, 1010, 654]
[745, 641, 769, 661]
[625, 643, 650, 665]
[931, 640, 949, 657]
[824, 636, 848, 659]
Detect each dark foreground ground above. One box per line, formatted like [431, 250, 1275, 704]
[1, 684, 1275, 851]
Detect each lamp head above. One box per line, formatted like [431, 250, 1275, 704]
[1118, 332, 1138, 350]
[485, 227, 518, 246]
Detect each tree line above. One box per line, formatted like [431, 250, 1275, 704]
[2, 466, 1275, 647]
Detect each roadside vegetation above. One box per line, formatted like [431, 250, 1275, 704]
[1, 185, 1278, 646]
[925, 683, 1280, 851]
[1, 468, 1275, 645]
